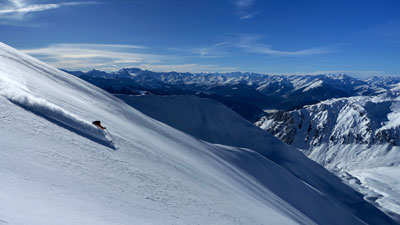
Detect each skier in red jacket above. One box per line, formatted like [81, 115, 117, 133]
[92, 120, 106, 130]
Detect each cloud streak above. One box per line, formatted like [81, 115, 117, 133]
[235, 34, 334, 56]
[166, 42, 229, 58]
[239, 10, 262, 20]
[138, 64, 239, 73]
[268, 70, 390, 78]
[363, 19, 400, 46]
[21, 43, 238, 73]
[166, 34, 333, 58]
[22, 43, 165, 71]
[234, 0, 261, 20]
[236, 0, 255, 8]
[0, 0, 97, 21]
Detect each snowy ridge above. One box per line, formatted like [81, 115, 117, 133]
[256, 95, 400, 220]
[0, 42, 396, 224]
[302, 80, 323, 92]
[256, 95, 400, 149]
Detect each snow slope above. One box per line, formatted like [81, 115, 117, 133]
[117, 94, 399, 224]
[256, 95, 400, 220]
[0, 42, 395, 225]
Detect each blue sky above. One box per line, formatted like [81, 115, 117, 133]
[0, 0, 399, 76]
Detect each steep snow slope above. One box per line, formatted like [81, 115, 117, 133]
[117, 94, 398, 224]
[256, 95, 400, 220]
[0, 42, 395, 225]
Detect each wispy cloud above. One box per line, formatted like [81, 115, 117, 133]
[166, 42, 229, 58]
[363, 19, 400, 46]
[166, 34, 333, 58]
[234, 34, 334, 56]
[21, 43, 237, 73]
[270, 70, 390, 78]
[234, 0, 261, 20]
[22, 43, 165, 71]
[137, 64, 239, 73]
[0, 0, 97, 22]
[239, 10, 262, 20]
[236, 0, 255, 8]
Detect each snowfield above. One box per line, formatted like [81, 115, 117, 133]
[0, 42, 396, 224]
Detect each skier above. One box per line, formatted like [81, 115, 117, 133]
[93, 120, 117, 149]
[92, 120, 106, 129]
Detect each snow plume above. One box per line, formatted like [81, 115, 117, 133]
[0, 79, 114, 149]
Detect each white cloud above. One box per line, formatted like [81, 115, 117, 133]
[236, 0, 255, 8]
[21, 43, 237, 73]
[307, 70, 390, 78]
[245, 46, 332, 56]
[0, 0, 97, 21]
[239, 10, 262, 20]
[235, 34, 334, 56]
[137, 64, 239, 73]
[22, 43, 165, 71]
[167, 42, 229, 58]
[48, 43, 147, 50]
[257, 70, 390, 78]
[167, 35, 333, 58]
[363, 19, 400, 46]
[234, 0, 261, 20]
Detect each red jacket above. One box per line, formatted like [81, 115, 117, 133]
[92, 121, 106, 129]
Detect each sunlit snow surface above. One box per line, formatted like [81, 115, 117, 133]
[349, 167, 400, 220]
[0, 42, 396, 225]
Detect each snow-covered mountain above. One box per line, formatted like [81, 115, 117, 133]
[256, 94, 400, 220]
[66, 68, 396, 121]
[1, 42, 397, 224]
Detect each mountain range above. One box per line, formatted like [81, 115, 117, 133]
[66, 68, 400, 122]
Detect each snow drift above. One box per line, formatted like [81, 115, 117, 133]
[0, 42, 396, 225]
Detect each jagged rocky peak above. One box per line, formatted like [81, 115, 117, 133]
[256, 95, 400, 148]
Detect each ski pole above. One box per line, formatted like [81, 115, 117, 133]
[105, 129, 115, 141]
